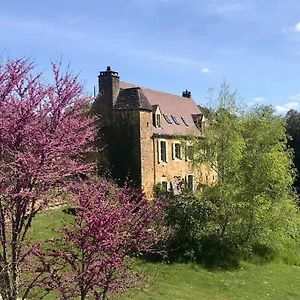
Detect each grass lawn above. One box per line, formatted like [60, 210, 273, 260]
[27, 206, 74, 242]
[28, 208, 300, 300]
[122, 260, 300, 300]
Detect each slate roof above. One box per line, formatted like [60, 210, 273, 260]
[114, 87, 152, 111]
[119, 82, 203, 137]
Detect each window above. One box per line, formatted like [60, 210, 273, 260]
[159, 140, 167, 163]
[181, 117, 189, 127]
[186, 145, 194, 161]
[192, 114, 205, 132]
[153, 113, 161, 127]
[197, 120, 206, 132]
[161, 181, 168, 191]
[156, 114, 161, 127]
[187, 174, 194, 191]
[171, 115, 180, 125]
[171, 177, 182, 195]
[172, 142, 182, 160]
[153, 108, 161, 128]
[163, 114, 172, 124]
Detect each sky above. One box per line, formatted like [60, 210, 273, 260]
[2, 0, 300, 113]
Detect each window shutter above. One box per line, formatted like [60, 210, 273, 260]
[165, 141, 168, 163]
[185, 174, 194, 191]
[157, 140, 161, 163]
[179, 144, 183, 159]
[185, 145, 188, 161]
[172, 143, 175, 160]
[191, 175, 195, 191]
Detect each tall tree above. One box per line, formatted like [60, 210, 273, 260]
[193, 84, 297, 251]
[0, 59, 94, 299]
[193, 83, 245, 241]
[239, 106, 296, 246]
[286, 109, 300, 196]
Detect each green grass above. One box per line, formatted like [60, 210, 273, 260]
[122, 260, 300, 300]
[27, 206, 74, 241]
[27, 208, 300, 300]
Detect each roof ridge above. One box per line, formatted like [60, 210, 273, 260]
[120, 81, 194, 101]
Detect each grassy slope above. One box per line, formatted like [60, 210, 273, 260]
[28, 208, 300, 300]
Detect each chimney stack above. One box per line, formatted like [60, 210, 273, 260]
[98, 66, 120, 107]
[182, 89, 192, 98]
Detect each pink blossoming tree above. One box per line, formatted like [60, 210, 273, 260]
[0, 58, 94, 300]
[40, 181, 165, 300]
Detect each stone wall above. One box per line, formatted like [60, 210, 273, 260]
[109, 110, 141, 187]
[152, 137, 217, 194]
[139, 111, 155, 197]
[138, 113, 217, 197]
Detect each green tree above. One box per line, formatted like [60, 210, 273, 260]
[239, 106, 296, 247]
[192, 84, 298, 257]
[193, 83, 245, 241]
[286, 109, 300, 196]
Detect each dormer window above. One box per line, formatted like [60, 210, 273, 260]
[156, 114, 161, 127]
[152, 105, 162, 128]
[192, 113, 205, 132]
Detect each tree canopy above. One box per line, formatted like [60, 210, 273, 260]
[166, 83, 299, 266]
[0, 58, 94, 300]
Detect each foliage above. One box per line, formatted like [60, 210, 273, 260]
[165, 192, 214, 262]
[165, 83, 300, 267]
[286, 109, 300, 196]
[0, 58, 94, 300]
[37, 181, 166, 300]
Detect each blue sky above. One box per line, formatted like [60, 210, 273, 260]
[2, 0, 300, 113]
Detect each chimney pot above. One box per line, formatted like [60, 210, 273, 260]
[182, 89, 192, 98]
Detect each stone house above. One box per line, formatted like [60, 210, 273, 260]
[92, 66, 216, 197]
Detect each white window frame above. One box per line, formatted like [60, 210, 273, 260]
[185, 141, 194, 161]
[186, 174, 195, 191]
[153, 106, 162, 128]
[172, 141, 182, 160]
[157, 139, 168, 163]
[161, 180, 168, 192]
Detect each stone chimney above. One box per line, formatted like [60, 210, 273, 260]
[98, 66, 120, 108]
[182, 89, 192, 98]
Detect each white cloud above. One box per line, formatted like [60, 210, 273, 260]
[201, 67, 211, 73]
[275, 102, 299, 114]
[293, 22, 300, 32]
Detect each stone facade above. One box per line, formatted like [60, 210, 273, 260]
[92, 66, 216, 197]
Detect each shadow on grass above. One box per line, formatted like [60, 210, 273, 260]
[245, 243, 277, 265]
[140, 238, 277, 271]
[62, 207, 76, 215]
[140, 237, 240, 271]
